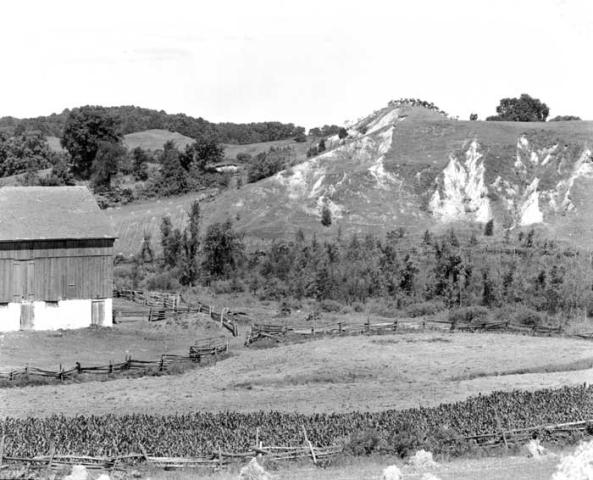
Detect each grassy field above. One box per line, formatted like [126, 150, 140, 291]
[123, 129, 195, 151]
[106, 190, 218, 255]
[222, 137, 313, 162]
[0, 302, 230, 371]
[3, 325, 593, 418]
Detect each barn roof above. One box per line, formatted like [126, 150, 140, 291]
[0, 186, 117, 241]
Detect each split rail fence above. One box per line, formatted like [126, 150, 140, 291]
[246, 315, 569, 345]
[2, 419, 593, 473]
[113, 289, 239, 336]
[0, 337, 229, 383]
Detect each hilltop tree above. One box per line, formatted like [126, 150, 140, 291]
[469, 113, 478, 121]
[486, 94, 549, 122]
[338, 127, 348, 139]
[550, 115, 581, 121]
[61, 106, 122, 179]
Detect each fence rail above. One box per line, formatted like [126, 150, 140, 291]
[0, 337, 228, 383]
[245, 315, 570, 345]
[3, 418, 593, 472]
[0, 444, 342, 471]
[113, 289, 240, 336]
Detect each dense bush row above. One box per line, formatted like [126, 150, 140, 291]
[3, 385, 593, 458]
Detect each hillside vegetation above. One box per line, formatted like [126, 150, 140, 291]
[198, 101, 593, 247]
[0, 105, 305, 144]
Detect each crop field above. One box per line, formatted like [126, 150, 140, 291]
[3, 330, 593, 418]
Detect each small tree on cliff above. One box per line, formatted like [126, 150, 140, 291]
[321, 205, 332, 227]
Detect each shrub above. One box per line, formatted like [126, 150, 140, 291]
[368, 299, 398, 318]
[144, 271, 181, 291]
[448, 306, 489, 326]
[211, 278, 245, 294]
[319, 299, 342, 313]
[345, 429, 389, 456]
[352, 302, 365, 313]
[511, 305, 544, 327]
[406, 301, 446, 317]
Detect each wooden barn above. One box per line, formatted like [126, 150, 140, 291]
[0, 186, 116, 331]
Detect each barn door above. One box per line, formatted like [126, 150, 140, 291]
[11, 261, 35, 301]
[26, 261, 35, 301]
[91, 300, 105, 327]
[20, 303, 34, 330]
[12, 262, 24, 301]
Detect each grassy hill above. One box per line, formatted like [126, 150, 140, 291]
[101, 101, 593, 253]
[199, 104, 593, 246]
[122, 129, 195, 151]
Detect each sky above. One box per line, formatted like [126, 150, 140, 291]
[1, 0, 592, 128]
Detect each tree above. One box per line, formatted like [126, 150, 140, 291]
[469, 113, 478, 121]
[484, 219, 494, 236]
[157, 141, 188, 196]
[91, 141, 125, 189]
[138, 231, 154, 263]
[201, 220, 244, 280]
[321, 205, 332, 227]
[179, 201, 201, 285]
[131, 147, 150, 181]
[487, 94, 549, 122]
[180, 134, 224, 172]
[61, 106, 122, 179]
[160, 216, 182, 269]
[338, 127, 348, 139]
[0, 132, 56, 177]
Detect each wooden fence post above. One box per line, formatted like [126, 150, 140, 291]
[0, 433, 4, 466]
[338, 322, 342, 334]
[393, 320, 398, 331]
[159, 355, 164, 372]
[302, 426, 317, 464]
[365, 318, 370, 333]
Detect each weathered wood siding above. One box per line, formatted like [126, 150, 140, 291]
[0, 239, 114, 302]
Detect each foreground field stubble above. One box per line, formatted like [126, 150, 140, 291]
[146, 454, 560, 480]
[2, 331, 593, 417]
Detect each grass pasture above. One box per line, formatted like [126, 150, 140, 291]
[0, 301, 228, 372]
[106, 190, 218, 255]
[3, 329, 593, 418]
[222, 137, 313, 162]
